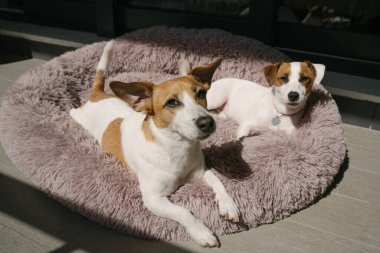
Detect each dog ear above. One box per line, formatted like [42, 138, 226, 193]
[312, 63, 325, 84]
[189, 57, 223, 88]
[263, 62, 282, 86]
[110, 81, 154, 113]
[303, 61, 325, 84]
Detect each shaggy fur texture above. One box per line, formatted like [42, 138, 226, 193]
[0, 27, 346, 240]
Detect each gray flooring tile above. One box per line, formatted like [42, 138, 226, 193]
[289, 194, 380, 248]
[0, 58, 46, 82]
[0, 227, 50, 253]
[335, 166, 380, 205]
[214, 219, 379, 253]
[343, 124, 380, 150]
[334, 96, 376, 128]
[346, 143, 380, 173]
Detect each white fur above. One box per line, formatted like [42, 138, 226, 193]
[178, 58, 191, 76]
[69, 43, 239, 247]
[97, 40, 113, 74]
[207, 62, 325, 138]
[172, 93, 211, 140]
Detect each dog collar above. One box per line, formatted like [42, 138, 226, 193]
[272, 100, 302, 126]
[272, 107, 282, 126]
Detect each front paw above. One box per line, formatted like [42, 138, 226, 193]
[187, 221, 220, 248]
[217, 196, 240, 222]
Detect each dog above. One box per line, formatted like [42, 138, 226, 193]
[204, 61, 325, 138]
[70, 41, 239, 247]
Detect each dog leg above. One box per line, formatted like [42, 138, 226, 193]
[203, 170, 240, 222]
[142, 194, 220, 247]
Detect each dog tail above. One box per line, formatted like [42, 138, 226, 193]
[178, 58, 190, 76]
[92, 40, 114, 96]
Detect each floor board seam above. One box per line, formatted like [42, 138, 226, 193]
[2, 225, 52, 249]
[287, 219, 380, 251]
[331, 192, 371, 204]
[346, 165, 380, 175]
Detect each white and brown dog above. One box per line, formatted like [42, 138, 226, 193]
[70, 41, 239, 247]
[204, 61, 325, 138]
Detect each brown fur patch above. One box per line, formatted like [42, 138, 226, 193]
[188, 57, 223, 87]
[101, 118, 125, 165]
[142, 116, 154, 142]
[90, 70, 114, 102]
[263, 62, 282, 86]
[300, 61, 316, 94]
[273, 62, 291, 87]
[109, 81, 153, 113]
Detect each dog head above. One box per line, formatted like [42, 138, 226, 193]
[263, 61, 325, 111]
[109, 58, 222, 141]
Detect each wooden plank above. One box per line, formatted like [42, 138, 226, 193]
[346, 143, 380, 173]
[211, 219, 379, 253]
[289, 194, 380, 249]
[0, 212, 64, 250]
[0, 227, 50, 253]
[343, 124, 380, 151]
[335, 166, 380, 206]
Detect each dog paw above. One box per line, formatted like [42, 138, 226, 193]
[217, 196, 240, 222]
[187, 221, 220, 248]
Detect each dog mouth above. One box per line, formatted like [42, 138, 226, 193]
[287, 100, 305, 108]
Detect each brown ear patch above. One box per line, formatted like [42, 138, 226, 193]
[263, 62, 284, 86]
[275, 63, 291, 86]
[188, 57, 223, 87]
[300, 61, 316, 94]
[101, 118, 126, 165]
[109, 81, 154, 113]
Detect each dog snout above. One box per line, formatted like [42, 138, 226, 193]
[196, 116, 215, 134]
[288, 91, 300, 102]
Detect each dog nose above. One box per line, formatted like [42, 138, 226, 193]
[288, 91, 299, 102]
[196, 116, 215, 133]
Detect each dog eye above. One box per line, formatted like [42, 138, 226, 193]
[279, 76, 289, 82]
[300, 76, 310, 82]
[165, 98, 180, 107]
[196, 90, 207, 99]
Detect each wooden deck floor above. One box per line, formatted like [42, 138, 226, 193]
[0, 58, 379, 253]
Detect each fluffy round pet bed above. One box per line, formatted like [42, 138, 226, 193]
[0, 27, 346, 240]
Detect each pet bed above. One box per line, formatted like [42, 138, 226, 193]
[0, 27, 346, 240]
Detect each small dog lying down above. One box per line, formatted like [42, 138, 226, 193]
[205, 61, 325, 138]
[70, 42, 239, 247]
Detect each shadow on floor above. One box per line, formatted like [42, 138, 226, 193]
[0, 172, 193, 253]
